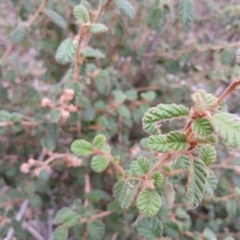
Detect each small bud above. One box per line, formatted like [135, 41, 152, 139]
[41, 98, 52, 107]
[28, 158, 36, 166]
[67, 104, 78, 112]
[20, 163, 30, 174]
[64, 88, 75, 97]
[61, 109, 70, 121]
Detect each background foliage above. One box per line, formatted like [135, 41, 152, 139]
[1, 0, 240, 239]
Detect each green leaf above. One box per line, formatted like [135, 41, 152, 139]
[119, 178, 140, 208]
[187, 159, 207, 209]
[53, 207, 79, 227]
[81, 0, 92, 10]
[147, 8, 163, 30]
[113, 90, 126, 103]
[205, 170, 218, 195]
[150, 172, 164, 186]
[163, 183, 175, 209]
[113, 179, 125, 200]
[223, 237, 235, 240]
[179, 0, 194, 27]
[91, 155, 109, 173]
[87, 220, 105, 240]
[114, 0, 135, 19]
[192, 89, 216, 109]
[10, 26, 25, 43]
[137, 189, 161, 216]
[166, 131, 189, 151]
[90, 23, 108, 34]
[41, 136, 56, 151]
[29, 194, 42, 208]
[202, 228, 217, 240]
[45, 9, 67, 29]
[137, 217, 163, 240]
[199, 145, 216, 166]
[81, 47, 105, 58]
[0, 110, 10, 121]
[117, 105, 131, 119]
[211, 112, 240, 148]
[126, 89, 137, 101]
[93, 134, 106, 149]
[53, 226, 68, 240]
[130, 156, 150, 176]
[142, 104, 189, 134]
[55, 38, 77, 64]
[148, 135, 169, 153]
[175, 154, 190, 170]
[192, 118, 213, 137]
[50, 109, 61, 123]
[140, 91, 157, 101]
[71, 139, 94, 156]
[74, 4, 90, 23]
[10, 113, 22, 123]
[165, 221, 180, 239]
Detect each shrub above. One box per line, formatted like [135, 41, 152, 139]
[1, 0, 240, 239]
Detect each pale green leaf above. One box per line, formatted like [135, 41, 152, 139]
[29, 194, 42, 208]
[90, 23, 108, 34]
[148, 135, 169, 153]
[87, 220, 105, 240]
[192, 89, 216, 109]
[137, 189, 161, 216]
[205, 170, 218, 195]
[199, 145, 216, 166]
[142, 104, 189, 134]
[224, 237, 235, 240]
[93, 134, 106, 149]
[81, 0, 92, 10]
[165, 221, 180, 239]
[113, 179, 125, 200]
[74, 4, 90, 23]
[53, 226, 68, 240]
[41, 136, 56, 151]
[81, 47, 105, 58]
[175, 154, 190, 170]
[114, 0, 135, 19]
[192, 118, 213, 137]
[202, 228, 217, 240]
[137, 217, 163, 240]
[91, 155, 109, 173]
[55, 38, 77, 64]
[117, 105, 131, 119]
[166, 131, 190, 151]
[211, 112, 240, 148]
[119, 178, 140, 208]
[50, 109, 61, 123]
[113, 90, 126, 103]
[45, 9, 67, 29]
[53, 207, 78, 227]
[130, 156, 150, 176]
[163, 183, 175, 209]
[10, 26, 25, 43]
[140, 91, 157, 101]
[71, 139, 94, 156]
[150, 172, 164, 186]
[187, 159, 207, 209]
[179, 0, 194, 27]
[147, 8, 163, 30]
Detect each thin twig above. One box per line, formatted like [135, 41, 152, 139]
[26, 0, 49, 28]
[4, 152, 45, 240]
[1, 0, 49, 63]
[84, 174, 91, 207]
[81, 211, 111, 223]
